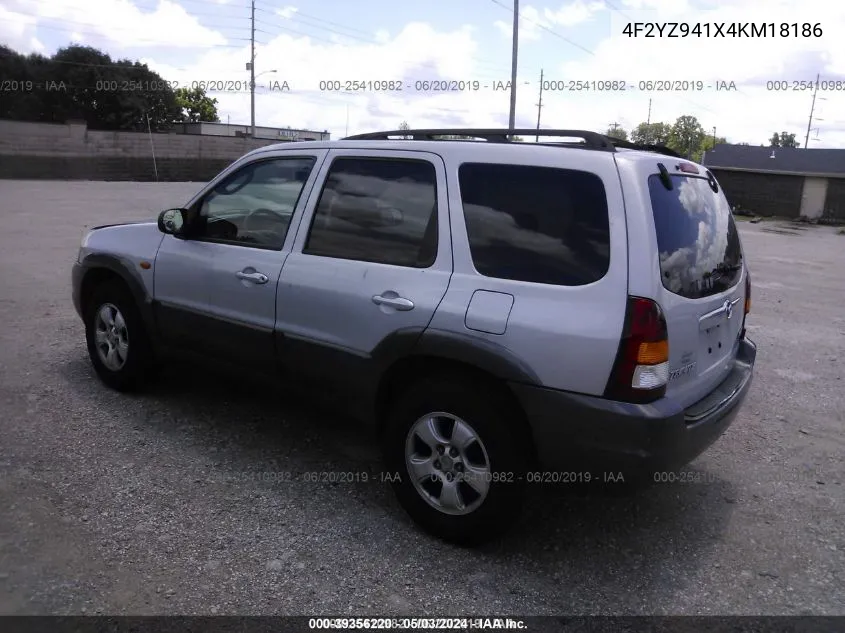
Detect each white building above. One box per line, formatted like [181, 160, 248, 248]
[175, 122, 330, 142]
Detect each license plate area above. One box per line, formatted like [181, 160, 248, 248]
[698, 299, 740, 369]
[698, 319, 732, 374]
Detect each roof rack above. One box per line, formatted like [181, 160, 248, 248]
[608, 137, 684, 159]
[342, 128, 683, 158]
[343, 128, 616, 151]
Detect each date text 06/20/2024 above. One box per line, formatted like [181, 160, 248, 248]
[623, 22, 823, 38]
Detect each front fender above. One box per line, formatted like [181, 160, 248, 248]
[74, 254, 157, 341]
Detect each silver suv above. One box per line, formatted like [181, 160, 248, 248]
[71, 128, 756, 544]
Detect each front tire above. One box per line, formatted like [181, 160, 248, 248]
[383, 374, 530, 545]
[84, 281, 154, 392]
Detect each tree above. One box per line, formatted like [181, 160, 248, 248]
[630, 122, 671, 146]
[667, 115, 706, 159]
[175, 87, 220, 123]
[769, 131, 799, 148]
[699, 133, 727, 160]
[0, 44, 180, 131]
[606, 123, 628, 140]
[398, 120, 411, 139]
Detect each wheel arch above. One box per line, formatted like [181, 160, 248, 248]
[78, 254, 156, 336]
[373, 330, 541, 466]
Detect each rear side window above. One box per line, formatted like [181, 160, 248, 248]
[648, 174, 742, 299]
[458, 163, 610, 286]
[304, 157, 438, 268]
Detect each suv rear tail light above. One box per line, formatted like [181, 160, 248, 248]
[741, 270, 751, 339]
[604, 296, 669, 404]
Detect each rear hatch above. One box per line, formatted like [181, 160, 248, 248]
[646, 165, 747, 409]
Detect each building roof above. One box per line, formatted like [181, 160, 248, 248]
[703, 144, 845, 178]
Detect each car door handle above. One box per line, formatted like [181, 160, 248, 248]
[372, 294, 415, 311]
[236, 271, 269, 284]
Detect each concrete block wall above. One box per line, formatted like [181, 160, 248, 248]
[0, 119, 282, 181]
[711, 169, 804, 217]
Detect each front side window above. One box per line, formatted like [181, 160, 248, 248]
[648, 173, 743, 299]
[190, 157, 315, 249]
[303, 157, 439, 267]
[458, 162, 611, 286]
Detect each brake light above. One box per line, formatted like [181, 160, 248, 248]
[677, 162, 700, 174]
[740, 270, 751, 339]
[744, 271, 751, 315]
[604, 297, 670, 404]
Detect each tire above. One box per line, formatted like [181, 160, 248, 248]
[383, 373, 530, 545]
[84, 280, 154, 392]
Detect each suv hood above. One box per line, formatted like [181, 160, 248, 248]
[78, 220, 165, 267]
[90, 219, 157, 231]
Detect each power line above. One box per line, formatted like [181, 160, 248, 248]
[254, 3, 378, 39]
[488, 0, 594, 57]
[3, 11, 258, 48]
[8, 0, 526, 79]
[252, 4, 521, 78]
[602, 0, 634, 22]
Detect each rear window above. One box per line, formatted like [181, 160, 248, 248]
[458, 163, 611, 286]
[648, 173, 742, 299]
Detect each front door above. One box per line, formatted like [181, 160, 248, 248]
[153, 151, 327, 371]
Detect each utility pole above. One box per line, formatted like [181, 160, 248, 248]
[804, 73, 820, 149]
[508, 0, 519, 133]
[535, 68, 543, 142]
[249, 0, 256, 138]
[646, 98, 652, 125]
[712, 126, 716, 148]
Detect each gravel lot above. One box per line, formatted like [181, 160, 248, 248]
[0, 181, 843, 616]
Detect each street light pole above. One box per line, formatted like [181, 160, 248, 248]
[508, 0, 519, 133]
[247, 69, 276, 138]
[250, 0, 256, 138]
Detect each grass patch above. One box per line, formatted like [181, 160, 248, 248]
[838, 228, 845, 235]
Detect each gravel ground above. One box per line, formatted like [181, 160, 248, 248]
[0, 181, 843, 616]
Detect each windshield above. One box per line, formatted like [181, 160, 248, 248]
[648, 173, 743, 299]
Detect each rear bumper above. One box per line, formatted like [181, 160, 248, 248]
[511, 338, 756, 474]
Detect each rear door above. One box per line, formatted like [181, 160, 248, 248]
[634, 162, 746, 407]
[274, 149, 452, 405]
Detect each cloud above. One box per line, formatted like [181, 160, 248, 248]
[276, 6, 298, 20]
[495, 1, 604, 42]
[495, 5, 546, 42]
[550, 0, 845, 146]
[545, 0, 605, 26]
[2, 0, 228, 49]
[0, 6, 44, 53]
[3, 0, 845, 148]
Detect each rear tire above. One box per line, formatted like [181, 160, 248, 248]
[84, 281, 154, 392]
[383, 373, 530, 545]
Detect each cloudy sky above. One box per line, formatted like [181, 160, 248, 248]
[2, 0, 845, 146]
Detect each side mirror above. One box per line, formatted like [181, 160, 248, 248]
[158, 208, 186, 236]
